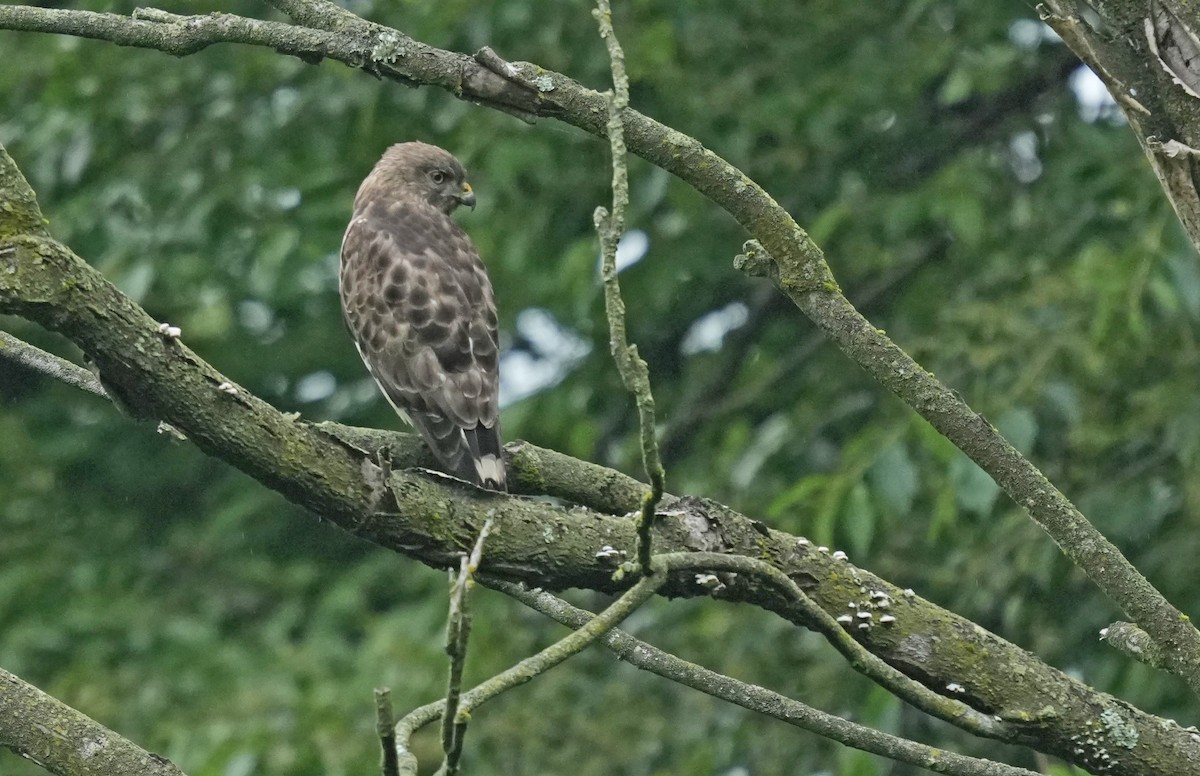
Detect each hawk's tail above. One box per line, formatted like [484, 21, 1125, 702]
[411, 411, 506, 491]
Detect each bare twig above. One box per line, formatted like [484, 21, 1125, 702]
[592, 0, 666, 575]
[395, 700, 440, 776]
[494, 582, 1040, 776]
[439, 519, 492, 775]
[394, 564, 668, 772]
[420, 539, 994, 759]
[1101, 621, 1172, 671]
[0, 329, 106, 397]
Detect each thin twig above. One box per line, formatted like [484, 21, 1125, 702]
[592, 0, 666, 574]
[493, 581, 1040, 776]
[262, 0, 364, 32]
[440, 558, 470, 774]
[439, 519, 492, 775]
[0, 329, 106, 397]
[456, 551, 1011, 763]
[375, 688, 400, 776]
[394, 565, 667, 772]
[395, 701, 441, 776]
[641, 553, 1008, 738]
[0, 329, 188, 438]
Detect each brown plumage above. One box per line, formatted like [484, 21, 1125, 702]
[340, 141, 505, 490]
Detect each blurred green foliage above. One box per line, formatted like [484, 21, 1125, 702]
[2, 1, 1198, 774]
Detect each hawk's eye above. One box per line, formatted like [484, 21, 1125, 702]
[429, 170, 447, 184]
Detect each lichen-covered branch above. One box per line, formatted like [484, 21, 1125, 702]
[634, 552, 1008, 741]
[413, 549, 1009, 776]
[265, 0, 362, 31]
[0, 329, 106, 398]
[1101, 621, 1174, 672]
[0, 666, 188, 776]
[592, 0, 666, 573]
[496, 583, 1040, 776]
[0, 5, 552, 119]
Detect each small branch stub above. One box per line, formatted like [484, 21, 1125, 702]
[376, 688, 400, 776]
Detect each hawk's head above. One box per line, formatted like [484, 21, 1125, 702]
[357, 141, 476, 215]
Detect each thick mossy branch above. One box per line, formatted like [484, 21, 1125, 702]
[0, 667, 188, 776]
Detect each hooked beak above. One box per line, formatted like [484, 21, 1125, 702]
[454, 182, 476, 210]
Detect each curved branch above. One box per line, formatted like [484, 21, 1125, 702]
[396, 563, 668, 774]
[495, 581, 1039, 776]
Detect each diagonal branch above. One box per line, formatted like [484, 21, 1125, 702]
[0, 329, 107, 398]
[1, 666, 188, 776]
[495, 582, 1039, 776]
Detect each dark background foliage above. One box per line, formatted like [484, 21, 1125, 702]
[2, 1, 1197, 774]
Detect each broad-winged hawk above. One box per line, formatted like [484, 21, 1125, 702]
[340, 142, 505, 490]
